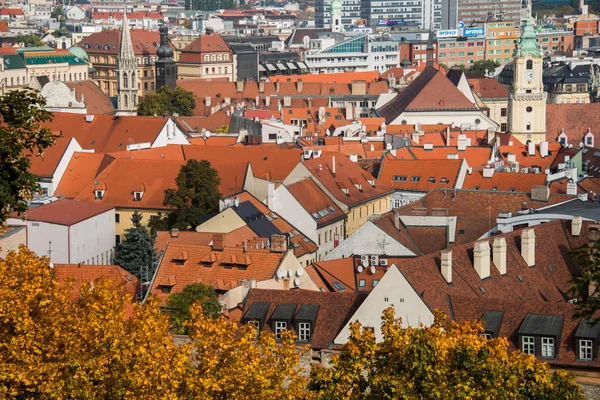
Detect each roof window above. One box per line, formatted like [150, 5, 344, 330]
[410, 176, 421, 182]
[332, 282, 345, 291]
[392, 175, 407, 181]
[94, 189, 105, 200]
[133, 191, 143, 202]
[440, 177, 449, 183]
[428, 177, 436, 183]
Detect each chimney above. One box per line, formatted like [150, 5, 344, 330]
[270, 234, 287, 253]
[572, 216, 583, 237]
[308, 98, 312, 108]
[170, 228, 180, 238]
[412, 132, 420, 144]
[265, 96, 271, 107]
[212, 234, 225, 251]
[283, 96, 291, 107]
[259, 80, 265, 93]
[528, 141, 535, 156]
[297, 79, 303, 93]
[445, 126, 451, 146]
[531, 185, 550, 202]
[482, 165, 495, 178]
[345, 105, 353, 120]
[205, 96, 211, 107]
[275, 80, 281, 93]
[473, 241, 491, 279]
[267, 182, 275, 209]
[236, 80, 244, 92]
[567, 179, 578, 195]
[351, 80, 367, 96]
[521, 228, 535, 267]
[441, 250, 452, 284]
[540, 141, 549, 157]
[507, 153, 516, 162]
[255, 96, 260, 107]
[457, 134, 467, 151]
[394, 211, 401, 229]
[492, 237, 507, 275]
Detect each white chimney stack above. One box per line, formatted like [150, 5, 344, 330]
[528, 141, 535, 156]
[521, 228, 535, 267]
[492, 237, 507, 275]
[441, 250, 452, 283]
[540, 141, 549, 157]
[572, 216, 583, 237]
[473, 241, 491, 279]
[332, 155, 336, 176]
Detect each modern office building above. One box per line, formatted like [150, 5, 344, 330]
[457, 0, 522, 27]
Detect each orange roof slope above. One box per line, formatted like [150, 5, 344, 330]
[64, 81, 115, 114]
[407, 146, 493, 169]
[75, 159, 185, 209]
[150, 243, 285, 303]
[302, 153, 393, 207]
[499, 142, 561, 169]
[27, 135, 74, 179]
[379, 156, 463, 191]
[546, 103, 600, 145]
[55, 153, 107, 199]
[286, 179, 345, 227]
[468, 76, 509, 99]
[154, 226, 257, 254]
[53, 264, 138, 299]
[378, 66, 479, 124]
[463, 171, 547, 192]
[23, 199, 113, 226]
[78, 29, 169, 57]
[42, 113, 171, 154]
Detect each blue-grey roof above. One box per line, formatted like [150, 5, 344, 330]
[575, 318, 600, 340]
[536, 198, 600, 221]
[271, 303, 297, 321]
[242, 301, 270, 321]
[481, 310, 504, 338]
[234, 201, 282, 238]
[295, 304, 320, 322]
[518, 313, 564, 337]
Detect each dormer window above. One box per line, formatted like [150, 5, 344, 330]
[133, 191, 143, 201]
[94, 190, 105, 200]
[518, 313, 563, 359]
[298, 322, 311, 341]
[271, 303, 297, 341]
[575, 318, 600, 361]
[274, 321, 287, 339]
[241, 302, 270, 339]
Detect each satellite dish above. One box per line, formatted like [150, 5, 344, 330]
[49, 262, 55, 269]
[204, 131, 211, 138]
[357, 265, 364, 273]
[294, 277, 300, 287]
[276, 269, 285, 279]
[370, 265, 376, 275]
[296, 267, 304, 276]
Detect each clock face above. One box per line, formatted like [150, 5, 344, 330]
[524, 69, 535, 81]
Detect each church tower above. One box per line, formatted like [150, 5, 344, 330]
[330, 0, 343, 33]
[507, 12, 546, 144]
[155, 25, 177, 91]
[116, 9, 138, 116]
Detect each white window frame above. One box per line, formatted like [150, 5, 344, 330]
[482, 333, 492, 340]
[541, 337, 554, 357]
[275, 321, 287, 339]
[580, 339, 593, 360]
[247, 320, 260, 338]
[522, 336, 535, 355]
[299, 322, 311, 341]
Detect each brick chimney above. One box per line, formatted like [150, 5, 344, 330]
[351, 80, 366, 96]
[441, 250, 452, 283]
[236, 80, 244, 92]
[283, 96, 291, 107]
[572, 216, 583, 237]
[270, 234, 287, 253]
[275, 80, 280, 93]
[521, 228, 535, 267]
[445, 125, 451, 146]
[205, 96, 211, 107]
[259, 80, 265, 93]
[394, 211, 401, 230]
[212, 233, 225, 251]
[492, 236, 507, 275]
[473, 241, 490, 279]
[297, 79, 303, 93]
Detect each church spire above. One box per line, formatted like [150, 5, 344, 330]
[426, 29, 435, 68]
[116, 7, 138, 116]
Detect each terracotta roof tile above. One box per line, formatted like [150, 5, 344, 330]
[467, 76, 509, 99]
[154, 226, 257, 254]
[379, 155, 463, 191]
[27, 134, 74, 178]
[499, 142, 561, 170]
[78, 29, 170, 57]
[53, 264, 138, 300]
[312, 257, 387, 292]
[242, 288, 367, 349]
[286, 179, 345, 227]
[179, 35, 232, 63]
[546, 103, 600, 145]
[463, 171, 547, 192]
[55, 152, 107, 199]
[23, 199, 113, 226]
[270, 71, 379, 83]
[407, 146, 493, 170]
[64, 81, 115, 115]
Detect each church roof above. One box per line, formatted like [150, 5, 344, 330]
[377, 67, 479, 124]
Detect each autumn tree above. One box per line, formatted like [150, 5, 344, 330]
[308, 308, 583, 399]
[166, 282, 222, 333]
[137, 86, 195, 117]
[571, 240, 600, 321]
[112, 211, 158, 283]
[162, 159, 222, 230]
[0, 90, 55, 225]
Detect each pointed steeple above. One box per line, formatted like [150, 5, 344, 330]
[119, 8, 136, 71]
[116, 7, 138, 116]
[426, 29, 435, 68]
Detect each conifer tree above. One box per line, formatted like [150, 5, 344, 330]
[113, 211, 158, 283]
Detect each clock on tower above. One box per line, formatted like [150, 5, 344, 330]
[507, 14, 547, 144]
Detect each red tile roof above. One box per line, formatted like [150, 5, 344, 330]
[463, 171, 547, 192]
[286, 179, 345, 227]
[90, 11, 163, 20]
[78, 29, 171, 57]
[404, 146, 493, 170]
[467, 76, 509, 99]
[0, 8, 24, 15]
[179, 35, 231, 63]
[302, 153, 393, 207]
[379, 155, 463, 191]
[53, 264, 138, 299]
[378, 67, 478, 124]
[242, 288, 367, 349]
[312, 257, 386, 292]
[546, 103, 600, 145]
[23, 199, 113, 226]
[55, 152, 108, 199]
[27, 134, 74, 179]
[149, 243, 286, 303]
[154, 226, 257, 254]
[175, 110, 232, 134]
[498, 142, 561, 170]
[64, 81, 115, 115]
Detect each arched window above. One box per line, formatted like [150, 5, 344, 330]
[210, 54, 216, 61]
[217, 53, 223, 61]
[79, 73, 82, 80]
[204, 54, 210, 62]
[10, 77, 13, 86]
[224, 54, 229, 61]
[84, 72, 87, 80]
[124, 94, 128, 107]
[133, 95, 137, 106]
[123, 72, 128, 88]
[526, 122, 531, 131]
[69, 73, 72, 81]
[526, 60, 533, 69]
[16, 77, 19, 85]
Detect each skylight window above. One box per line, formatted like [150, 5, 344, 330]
[332, 282, 345, 291]
[392, 175, 407, 181]
[302, 237, 311, 243]
[440, 177, 449, 183]
[411, 176, 421, 182]
[428, 177, 436, 183]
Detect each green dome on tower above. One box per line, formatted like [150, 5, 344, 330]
[330, 0, 342, 15]
[515, 16, 540, 57]
[68, 45, 89, 62]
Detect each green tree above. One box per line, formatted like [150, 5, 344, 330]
[0, 90, 55, 225]
[309, 308, 583, 399]
[468, 59, 501, 76]
[112, 211, 158, 282]
[166, 283, 222, 333]
[14, 34, 44, 48]
[163, 159, 221, 230]
[51, 5, 67, 20]
[571, 240, 600, 321]
[137, 86, 195, 116]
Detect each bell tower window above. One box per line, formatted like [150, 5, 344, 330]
[526, 60, 533, 69]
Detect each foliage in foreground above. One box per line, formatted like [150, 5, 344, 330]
[112, 211, 158, 280]
[136, 86, 195, 117]
[308, 309, 583, 400]
[166, 282, 222, 333]
[0, 248, 583, 399]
